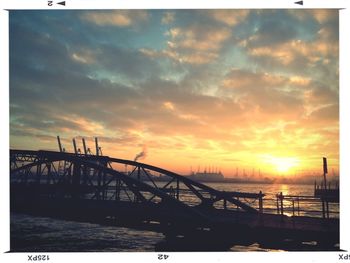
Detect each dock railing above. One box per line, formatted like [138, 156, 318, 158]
[148, 187, 338, 219]
[274, 192, 339, 219]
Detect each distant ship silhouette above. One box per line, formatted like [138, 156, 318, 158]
[188, 168, 224, 182]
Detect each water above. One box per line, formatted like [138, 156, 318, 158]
[199, 182, 338, 218]
[10, 182, 338, 252]
[11, 213, 164, 252]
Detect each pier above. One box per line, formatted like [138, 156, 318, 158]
[10, 149, 339, 250]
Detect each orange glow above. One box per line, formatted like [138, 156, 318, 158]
[9, 10, 339, 179]
[261, 155, 300, 174]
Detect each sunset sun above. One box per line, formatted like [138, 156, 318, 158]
[263, 156, 300, 174]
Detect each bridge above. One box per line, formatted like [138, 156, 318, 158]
[10, 149, 339, 250]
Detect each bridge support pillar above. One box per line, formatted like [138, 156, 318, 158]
[36, 162, 42, 184]
[72, 162, 81, 198]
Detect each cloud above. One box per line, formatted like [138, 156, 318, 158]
[92, 44, 163, 80]
[167, 26, 231, 51]
[11, 17, 164, 87]
[207, 10, 250, 26]
[245, 17, 298, 49]
[142, 25, 231, 65]
[222, 68, 311, 92]
[140, 47, 218, 65]
[221, 69, 312, 119]
[222, 69, 286, 89]
[71, 49, 96, 64]
[243, 38, 338, 73]
[9, 10, 339, 173]
[308, 104, 339, 121]
[80, 10, 149, 27]
[161, 12, 175, 24]
[288, 9, 338, 25]
[238, 10, 339, 78]
[303, 83, 338, 106]
[10, 24, 81, 74]
[221, 68, 338, 125]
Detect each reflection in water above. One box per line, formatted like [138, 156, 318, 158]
[10, 182, 339, 252]
[279, 184, 290, 195]
[12, 213, 286, 252]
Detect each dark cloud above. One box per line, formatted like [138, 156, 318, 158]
[95, 45, 162, 80]
[247, 16, 298, 48]
[305, 82, 339, 106]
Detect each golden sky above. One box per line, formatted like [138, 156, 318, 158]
[10, 10, 339, 176]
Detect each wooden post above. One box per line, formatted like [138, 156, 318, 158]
[47, 163, 51, 185]
[292, 200, 295, 216]
[137, 166, 141, 181]
[72, 162, 81, 199]
[280, 192, 284, 216]
[258, 191, 263, 213]
[276, 195, 280, 214]
[224, 199, 227, 210]
[115, 179, 120, 201]
[97, 169, 101, 200]
[176, 179, 179, 200]
[36, 163, 42, 184]
[134, 167, 141, 202]
[103, 171, 106, 201]
[23, 167, 29, 185]
[323, 157, 328, 191]
[322, 198, 326, 219]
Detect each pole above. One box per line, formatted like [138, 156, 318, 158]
[95, 137, 99, 156]
[323, 157, 328, 191]
[322, 198, 326, 219]
[82, 138, 87, 155]
[280, 192, 284, 216]
[297, 197, 300, 216]
[176, 179, 179, 200]
[72, 138, 78, 154]
[57, 136, 63, 152]
[258, 191, 263, 213]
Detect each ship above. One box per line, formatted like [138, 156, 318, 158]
[187, 168, 224, 182]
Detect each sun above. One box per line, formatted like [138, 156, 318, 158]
[263, 155, 300, 174]
[274, 159, 297, 173]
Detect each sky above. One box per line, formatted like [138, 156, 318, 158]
[9, 9, 339, 177]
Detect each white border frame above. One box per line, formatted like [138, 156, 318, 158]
[1, 1, 349, 263]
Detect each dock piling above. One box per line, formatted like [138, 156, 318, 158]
[258, 191, 263, 213]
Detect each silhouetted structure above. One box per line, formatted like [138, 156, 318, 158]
[10, 148, 339, 250]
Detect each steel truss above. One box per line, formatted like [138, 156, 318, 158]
[10, 150, 261, 222]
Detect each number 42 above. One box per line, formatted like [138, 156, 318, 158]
[158, 254, 169, 260]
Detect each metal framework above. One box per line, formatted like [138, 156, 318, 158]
[9, 149, 340, 248]
[10, 149, 262, 221]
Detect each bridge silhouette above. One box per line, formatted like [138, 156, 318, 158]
[10, 149, 339, 251]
